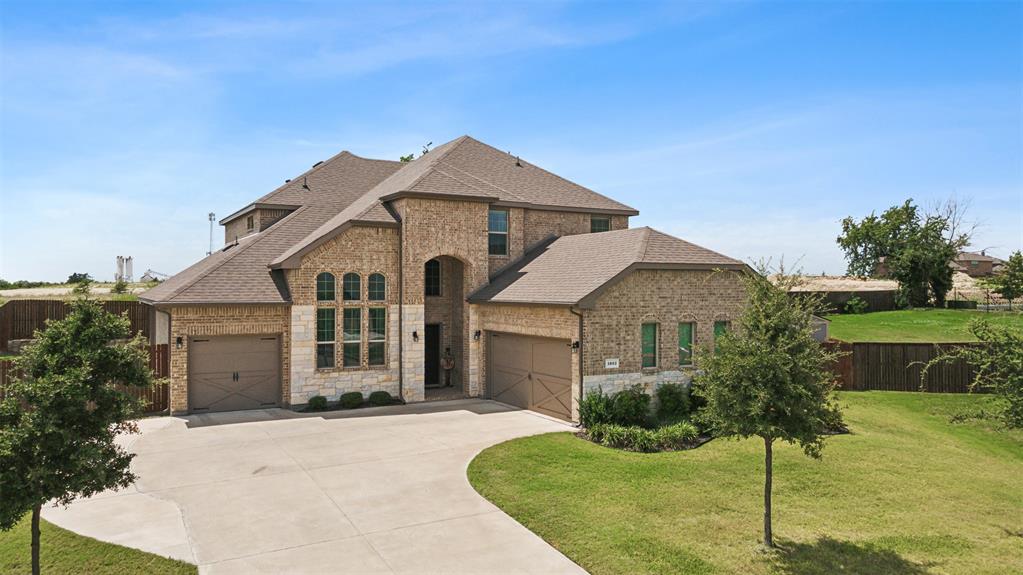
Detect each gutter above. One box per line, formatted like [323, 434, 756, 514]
[569, 306, 585, 426]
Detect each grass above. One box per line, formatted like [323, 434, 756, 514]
[469, 392, 1023, 575]
[825, 309, 1023, 342]
[0, 515, 195, 574]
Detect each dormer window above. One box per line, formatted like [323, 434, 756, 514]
[246, 215, 254, 231]
[590, 216, 611, 233]
[488, 209, 509, 256]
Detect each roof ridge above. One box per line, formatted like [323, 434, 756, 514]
[637, 226, 653, 262]
[160, 207, 306, 301]
[397, 135, 472, 193]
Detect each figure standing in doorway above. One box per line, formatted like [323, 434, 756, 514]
[441, 347, 455, 387]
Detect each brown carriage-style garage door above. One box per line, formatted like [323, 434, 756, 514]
[189, 335, 281, 413]
[488, 332, 572, 420]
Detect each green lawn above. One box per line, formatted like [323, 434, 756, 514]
[825, 309, 1023, 342]
[469, 392, 1023, 575]
[0, 516, 195, 575]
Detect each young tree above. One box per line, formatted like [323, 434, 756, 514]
[0, 298, 157, 575]
[923, 320, 1023, 428]
[837, 199, 972, 307]
[66, 272, 92, 284]
[694, 266, 843, 548]
[985, 251, 1023, 310]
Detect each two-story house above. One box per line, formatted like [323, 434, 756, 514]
[141, 136, 748, 420]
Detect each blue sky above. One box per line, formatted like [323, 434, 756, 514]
[1, 1, 1020, 282]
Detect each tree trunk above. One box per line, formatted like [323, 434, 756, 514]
[31, 504, 41, 575]
[763, 436, 774, 548]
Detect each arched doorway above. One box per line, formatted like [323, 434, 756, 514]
[423, 256, 465, 400]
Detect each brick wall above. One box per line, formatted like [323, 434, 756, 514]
[167, 304, 291, 413]
[581, 268, 747, 394]
[288, 226, 400, 306]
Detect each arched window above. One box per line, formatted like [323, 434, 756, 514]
[343, 273, 361, 301]
[316, 272, 335, 301]
[368, 273, 386, 301]
[424, 259, 441, 297]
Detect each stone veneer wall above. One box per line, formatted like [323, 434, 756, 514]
[167, 304, 291, 414]
[581, 268, 747, 397]
[469, 303, 581, 418]
[290, 304, 400, 404]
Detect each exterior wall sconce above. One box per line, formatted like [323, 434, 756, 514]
[176, 336, 184, 349]
[412, 330, 419, 343]
[571, 340, 580, 353]
[473, 330, 482, 341]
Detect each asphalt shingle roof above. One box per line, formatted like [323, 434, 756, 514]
[468, 227, 745, 307]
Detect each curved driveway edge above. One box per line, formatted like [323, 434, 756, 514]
[43, 400, 586, 574]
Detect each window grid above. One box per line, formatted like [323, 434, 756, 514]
[368, 308, 386, 366]
[368, 273, 386, 301]
[316, 308, 336, 369]
[343, 308, 361, 367]
[425, 259, 441, 297]
[641, 323, 658, 368]
[316, 272, 335, 301]
[343, 273, 361, 301]
[488, 209, 509, 256]
[590, 216, 611, 233]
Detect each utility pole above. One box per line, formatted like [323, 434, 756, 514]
[207, 212, 215, 256]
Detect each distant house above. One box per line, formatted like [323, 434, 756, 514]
[874, 251, 1005, 279]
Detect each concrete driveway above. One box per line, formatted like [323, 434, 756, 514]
[43, 399, 585, 574]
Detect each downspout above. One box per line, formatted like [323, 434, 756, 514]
[385, 203, 405, 400]
[569, 305, 584, 426]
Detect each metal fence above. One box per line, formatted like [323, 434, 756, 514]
[0, 299, 150, 351]
[825, 340, 979, 393]
[0, 344, 169, 413]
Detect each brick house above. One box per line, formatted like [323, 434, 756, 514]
[142, 136, 747, 420]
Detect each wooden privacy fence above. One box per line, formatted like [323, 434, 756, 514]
[0, 344, 169, 413]
[0, 299, 150, 352]
[793, 290, 898, 313]
[824, 340, 980, 393]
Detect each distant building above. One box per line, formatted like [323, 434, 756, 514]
[874, 251, 1005, 279]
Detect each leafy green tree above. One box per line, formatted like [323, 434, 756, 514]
[923, 320, 1023, 428]
[694, 267, 843, 548]
[0, 299, 156, 575]
[984, 251, 1023, 310]
[66, 272, 92, 284]
[837, 199, 971, 307]
[71, 279, 92, 296]
[112, 279, 129, 294]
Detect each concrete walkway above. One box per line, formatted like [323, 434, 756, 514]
[43, 400, 585, 574]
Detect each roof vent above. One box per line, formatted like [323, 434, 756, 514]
[515, 156, 522, 168]
[312, 161, 323, 168]
[302, 176, 310, 190]
[285, 179, 291, 183]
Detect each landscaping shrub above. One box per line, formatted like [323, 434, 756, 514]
[655, 383, 691, 422]
[611, 385, 652, 427]
[112, 279, 128, 294]
[368, 390, 395, 406]
[579, 388, 615, 428]
[307, 395, 328, 411]
[586, 421, 699, 452]
[844, 295, 868, 314]
[339, 392, 364, 409]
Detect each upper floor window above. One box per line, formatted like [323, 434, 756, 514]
[488, 209, 509, 256]
[316, 272, 335, 301]
[343, 273, 361, 301]
[590, 216, 611, 233]
[246, 215, 255, 231]
[368, 273, 386, 301]
[641, 323, 658, 368]
[714, 320, 730, 351]
[425, 259, 441, 297]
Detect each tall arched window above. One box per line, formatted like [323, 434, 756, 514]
[424, 259, 441, 297]
[316, 272, 335, 301]
[368, 273, 386, 301]
[343, 273, 361, 301]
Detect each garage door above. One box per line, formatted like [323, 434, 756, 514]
[488, 332, 572, 420]
[189, 335, 281, 412]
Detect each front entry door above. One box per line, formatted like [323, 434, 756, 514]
[424, 324, 441, 387]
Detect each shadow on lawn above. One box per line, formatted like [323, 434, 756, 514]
[771, 536, 933, 575]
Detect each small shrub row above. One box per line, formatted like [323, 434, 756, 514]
[304, 390, 399, 412]
[579, 385, 651, 428]
[586, 421, 700, 452]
